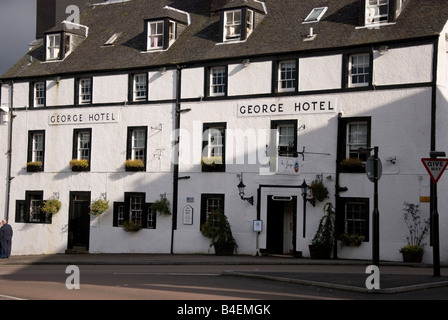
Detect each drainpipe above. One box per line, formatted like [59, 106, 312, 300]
[334, 112, 343, 259]
[4, 81, 14, 221]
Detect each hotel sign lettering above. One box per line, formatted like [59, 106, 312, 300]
[49, 111, 120, 125]
[237, 98, 337, 117]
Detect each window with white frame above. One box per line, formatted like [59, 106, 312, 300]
[278, 60, 296, 92]
[209, 67, 227, 96]
[147, 21, 164, 50]
[224, 10, 242, 41]
[133, 74, 148, 101]
[74, 129, 91, 161]
[46, 34, 61, 60]
[129, 195, 143, 224]
[277, 124, 296, 157]
[79, 78, 92, 104]
[34, 82, 46, 107]
[132, 129, 146, 161]
[348, 53, 370, 87]
[15, 191, 52, 224]
[32, 132, 44, 163]
[365, 0, 389, 25]
[113, 193, 156, 229]
[347, 122, 368, 161]
[304, 7, 328, 23]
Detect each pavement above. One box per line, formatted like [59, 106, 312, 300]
[1, 253, 448, 294]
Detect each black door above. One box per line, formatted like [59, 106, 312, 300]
[68, 192, 91, 251]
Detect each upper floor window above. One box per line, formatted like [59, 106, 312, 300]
[126, 126, 147, 171]
[202, 123, 226, 172]
[208, 66, 227, 97]
[278, 60, 297, 92]
[223, 8, 254, 42]
[148, 21, 164, 50]
[338, 117, 371, 172]
[271, 120, 298, 157]
[27, 130, 45, 172]
[73, 129, 92, 171]
[78, 78, 92, 104]
[348, 53, 371, 88]
[34, 82, 46, 107]
[365, 0, 389, 25]
[46, 34, 61, 60]
[133, 74, 148, 101]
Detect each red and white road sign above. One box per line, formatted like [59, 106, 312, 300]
[421, 158, 448, 183]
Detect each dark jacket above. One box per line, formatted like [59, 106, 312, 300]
[0, 223, 13, 241]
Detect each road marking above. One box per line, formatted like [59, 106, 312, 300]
[113, 272, 220, 276]
[0, 294, 27, 300]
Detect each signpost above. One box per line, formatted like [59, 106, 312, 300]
[421, 153, 447, 277]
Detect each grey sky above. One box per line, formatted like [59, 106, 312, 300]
[0, 0, 36, 76]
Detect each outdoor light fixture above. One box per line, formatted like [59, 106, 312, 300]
[300, 180, 316, 207]
[236, 173, 254, 206]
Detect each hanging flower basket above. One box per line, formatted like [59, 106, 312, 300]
[89, 198, 109, 216]
[151, 196, 171, 216]
[309, 180, 329, 202]
[41, 198, 61, 215]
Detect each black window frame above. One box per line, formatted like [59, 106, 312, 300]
[271, 120, 298, 158]
[29, 81, 47, 108]
[202, 122, 226, 172]
[72, 128, 92, 171]
[113, 192, 156, 229]
[343, 51, 373, 89]
[75, 77, 93, 105]
[205, 66, 228, 98]
[126, 126, 148, 172]
[272, 59, 298, 94]
[338, 117, 371, 173]
[27, 130, 45, 172]
[337, 197, 370, 242]
[128, 73, 149, 103]
[200, 193, 225, 229]
[15, 190, 52, 224]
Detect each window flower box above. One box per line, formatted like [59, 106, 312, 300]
[69, 159, 89, 172]
[201, 156, 224, 172]
[124, 159, 145, 172]
[27, 161, 43, 172]
[339, 158, 365, 173]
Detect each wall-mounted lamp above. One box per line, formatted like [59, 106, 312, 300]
[300, 180, 315, 207]
[236, 173, 254, 206]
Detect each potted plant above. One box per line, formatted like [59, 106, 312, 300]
[151, 195, 171, 216]
[309, 202, 335, 259]
[41, 198, 62, 215]
[399, 202, 429, 263]
[124, 159, 145, 171]
[309, 180, 329, 202]
[27, 161, 43, 172]
[123, 220, 142, 232]
[201, 209, 237, 255]
[340, 233, 365, 247]
[70, 159, 89, 171]
[89, 198, 109, 216]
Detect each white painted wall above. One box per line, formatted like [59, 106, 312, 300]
[299, 55, 342, 91]
[93, 74, 128, 104]
[47, 78, 75, 106]
[228, 61, 272, 96]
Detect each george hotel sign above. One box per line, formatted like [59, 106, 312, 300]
[237, 98, 337, 117]
[49, 111, 120, 125]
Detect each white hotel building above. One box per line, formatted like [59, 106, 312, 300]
[1, 0, 448, 263]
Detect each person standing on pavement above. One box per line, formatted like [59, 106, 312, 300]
[0, 219, 13, 258]
[0, 220, 3, 258]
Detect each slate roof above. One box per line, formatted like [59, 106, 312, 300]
[2, 0, 448, 80]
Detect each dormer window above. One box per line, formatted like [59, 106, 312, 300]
[147, 21, 164, 50]
[45, 33, 72, 61]
[46, 34, 61, 60]
[365, 0, 389, 25]
[222, 8, 254, 42]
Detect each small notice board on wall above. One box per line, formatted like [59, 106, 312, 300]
[183, 205, 193, 225]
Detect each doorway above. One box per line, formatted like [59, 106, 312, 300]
[266, 195, 297, 255]
[67, 192, 91, 253]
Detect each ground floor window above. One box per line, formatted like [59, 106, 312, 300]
[200, 194, 225, 228]
[337, 197, 369, 242]
[113, 192, 155, 229]
[15, 191, 52, 224]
